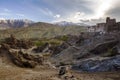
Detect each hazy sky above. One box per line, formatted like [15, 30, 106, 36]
[0, 0, 120, 24]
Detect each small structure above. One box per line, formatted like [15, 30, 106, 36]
[105, 17, 118, 32]
[87, 26, 96, 32]
[96, 23, 106, 33]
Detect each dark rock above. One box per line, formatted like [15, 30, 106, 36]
[33, 43, 49, 53]
[22, 61, 37, 68]
[72, 55, 120, 72]
[102, 46, 119, 57]
[51, 42, 69, 56]
[76, 33, 85, 46]
[33, 42, 69, 56]
[59, 66, 67, 76]
[0, 43, 10, 50]
[90, 40, 119, 54]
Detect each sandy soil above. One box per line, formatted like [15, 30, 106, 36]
[72, 71, 120, 80]
[0, 65, 59, 80]
[0, 63, 120, 80]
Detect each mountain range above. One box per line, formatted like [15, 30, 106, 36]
[54, 21, 88, 26]
[0, 19, 87, 39]
[0, 19, 89, 30]
[0, 19, 33, 29]
[0, 22, 87, 39]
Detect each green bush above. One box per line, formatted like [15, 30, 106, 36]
[34, 39, 62, 47]
[34, 41, 45, 47]
[58, 35, 69, 41]
[49, 41, 61, 46]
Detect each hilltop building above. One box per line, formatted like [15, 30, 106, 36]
[88, 17, 120, 33]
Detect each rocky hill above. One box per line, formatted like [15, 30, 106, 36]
[0, 20, 119, 80]
[0, 22, 86, 39]
[49, 32, 120, 72]
[0, 33, 120, 80]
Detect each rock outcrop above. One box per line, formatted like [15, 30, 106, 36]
[0, 35, 44, 68]
[9, 50, 44, 68]
[33, 42, 70, 56]
[51, 32, 120, 72]
[33, 43, 50, 53]
[3, 35, 33, 49]
[90, 40, 119, 54]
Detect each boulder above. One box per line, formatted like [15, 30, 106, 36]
[59, 66, 67, 76]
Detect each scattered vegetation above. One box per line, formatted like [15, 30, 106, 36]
[0, 23, 86, 39]
[56, 35, 69, 41]
[34, 38, 63, 47]
[34, 41, 46, 47]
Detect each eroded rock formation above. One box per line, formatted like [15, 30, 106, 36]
[0, 35, 44, 68]
[3, 35, 33, 49]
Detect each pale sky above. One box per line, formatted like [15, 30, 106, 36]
[0, 0, 120, 24]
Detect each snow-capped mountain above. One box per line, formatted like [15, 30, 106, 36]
[0, 19, 34, 29]
[54, 21, 88, 26]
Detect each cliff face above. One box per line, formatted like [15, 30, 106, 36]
[0, 19, 33, 29]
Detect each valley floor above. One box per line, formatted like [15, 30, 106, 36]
[0, 64, 59, 80]
[0, 33, 120, 80]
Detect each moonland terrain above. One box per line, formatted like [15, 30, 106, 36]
[0, 21, 120, 80]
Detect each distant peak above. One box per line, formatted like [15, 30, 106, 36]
[0, 19, 34, 29]
[54, 21, 88, 26]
